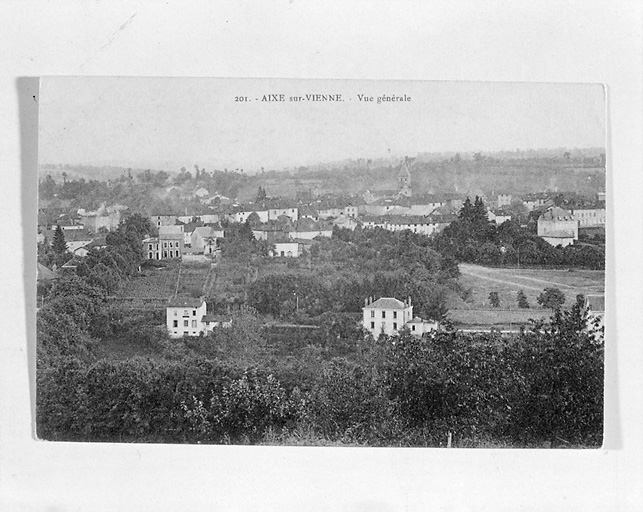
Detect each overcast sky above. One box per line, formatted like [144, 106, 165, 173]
[39, 77, 605, 173]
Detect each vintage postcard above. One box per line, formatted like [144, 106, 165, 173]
[36, 77, 606, 447]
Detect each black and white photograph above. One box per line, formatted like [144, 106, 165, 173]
[3, 2, 643, 511]
[35, 77, 606, 448]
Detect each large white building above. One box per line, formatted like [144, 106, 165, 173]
[363, 297, 413, 337]
[166, 297, 229, 338]
[270, 242, 302, 257]
[570, 208, 606, 228]
[143, 225, 185, 260]
[362, 297, 438, 338]
[537, 206, 578, 247]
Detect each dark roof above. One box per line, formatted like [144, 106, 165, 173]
[383, 215, 434, 225]
[539, 207, 575, 222]
[365, 297, 409, 310]
[167, 297, 205, 308]
[294, 218, 321, 231]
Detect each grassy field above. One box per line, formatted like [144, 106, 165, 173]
[449, 263, 605, 330]
[457, 264, 604, 308]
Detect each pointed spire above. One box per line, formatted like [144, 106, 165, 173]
[398, 158, 411, 179]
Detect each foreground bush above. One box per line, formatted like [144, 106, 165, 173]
[37, 300, 603, 447]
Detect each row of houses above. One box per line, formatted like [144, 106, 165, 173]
[164, 295, 439, 339]
[143, 202, 605, 261]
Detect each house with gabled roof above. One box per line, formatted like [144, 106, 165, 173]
[363, 297, 413, 337]
[363, 297, 439, 338]
[191, 225, 223, 254]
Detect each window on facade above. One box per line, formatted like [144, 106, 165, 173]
[393, 322, 397, 330]
[192, 320, 197, 328]
[412, 325, 416, 331]
[148, 244, 153, 250]
[173, 320, 178, 328]
[163, 251, 167, 258]
[174, 310, 177, 316]
[183, 310, 188, 316]
[370, 322, 375, 329]
[393, 311, 397, 319]
[370, 311, 375, 318]
[382, 311, 386, 318]
[184, 320, 189, 327]
[163, 242, 168, 248]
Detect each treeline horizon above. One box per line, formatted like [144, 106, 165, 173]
[39, 145, 606, 180]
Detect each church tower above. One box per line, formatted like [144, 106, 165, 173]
[398, 158, 412, 197]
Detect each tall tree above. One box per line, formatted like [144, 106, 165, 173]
[52, 225, 68, 255]
[458, 197, 474, 223]
[472, 196, 488, 225]
[517, 290, 530, 309]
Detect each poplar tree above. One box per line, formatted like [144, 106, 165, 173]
[52, 225, 68, 255]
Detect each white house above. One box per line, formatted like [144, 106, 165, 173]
[317, 207, 344, 219]
[166, 297, 231, 338]
[166, 297, 208, 338]
[363, 297, 414, 337]
[537, 206, 578, 247]
[270, 242, 302, 258]
[487, 209, 512, 225]
[363, 297, 439, 338]
[406, 317, 439, 336]
[191, 226, 223, 254]
[268, 207, 298, 222]
[144, 225, 184, 260]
